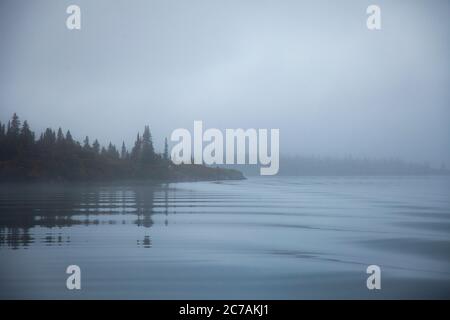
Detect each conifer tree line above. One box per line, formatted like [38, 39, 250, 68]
[0, 113, 172, 181]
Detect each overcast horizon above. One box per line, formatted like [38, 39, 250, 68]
[1, 0, 449, 167]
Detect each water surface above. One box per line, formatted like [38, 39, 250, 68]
[0, 176, 449, 299]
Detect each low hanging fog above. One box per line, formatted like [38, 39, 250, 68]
[0, 0, 449, 167]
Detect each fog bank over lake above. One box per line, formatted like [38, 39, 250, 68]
[0, 0, 449, 166]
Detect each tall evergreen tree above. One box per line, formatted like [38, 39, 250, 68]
[83, 136, 90, 150]
[57, 128, 65, 144]
[8, 113, 21, 137]
[20, 120, 34, 146]
[92, 139, 100, 154]
[0, 122, 4, 160]
[131, 133, 141, 160]
[163, 137, 169, 161]
[66, 130, 73, 144]
[141, 126, 155, 163]
[0, 121, 5, 138]
[107, 142, 119, 159]
[121, 141, 127, 159]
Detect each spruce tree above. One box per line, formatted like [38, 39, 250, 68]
[57, 128, 65, 144]
[107, 142, 119, 159]
[163, 137, 169, 161]
[92, 139, 100, 154]
[20, 121, 34, 146]
[121, 141, 127, 159]
[8, 113, 21, 137]
[141, 126, 155, 163]
[66, 130, 73, 144]
[83, 136, 90, 150]
[0, 122, 5, 138]
[131, 133, 141, 160]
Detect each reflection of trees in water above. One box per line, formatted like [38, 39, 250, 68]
[0, 227, 33, 249]
[134, 186, 154, 228]
[137, 235, 152, 248]
[43, 233, 70, 246]
[0, 183, 172, 249]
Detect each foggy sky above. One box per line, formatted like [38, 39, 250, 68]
[0, 0, 449, 166]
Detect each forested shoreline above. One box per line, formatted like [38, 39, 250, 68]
[0, 113, 244, 182]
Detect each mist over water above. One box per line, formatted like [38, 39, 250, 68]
[0, 0, 449, 166]
[1, 177, 449, 299]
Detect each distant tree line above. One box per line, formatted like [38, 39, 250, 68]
[0, 113, 169, 181]
[0, 113, 243, 182]
[277, 155, 449, 176]
[224, 155, 449, 176]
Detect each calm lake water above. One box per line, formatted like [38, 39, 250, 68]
[0, 176, 449, 299]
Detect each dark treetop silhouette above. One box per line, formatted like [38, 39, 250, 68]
[0, 113, 244, 182]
